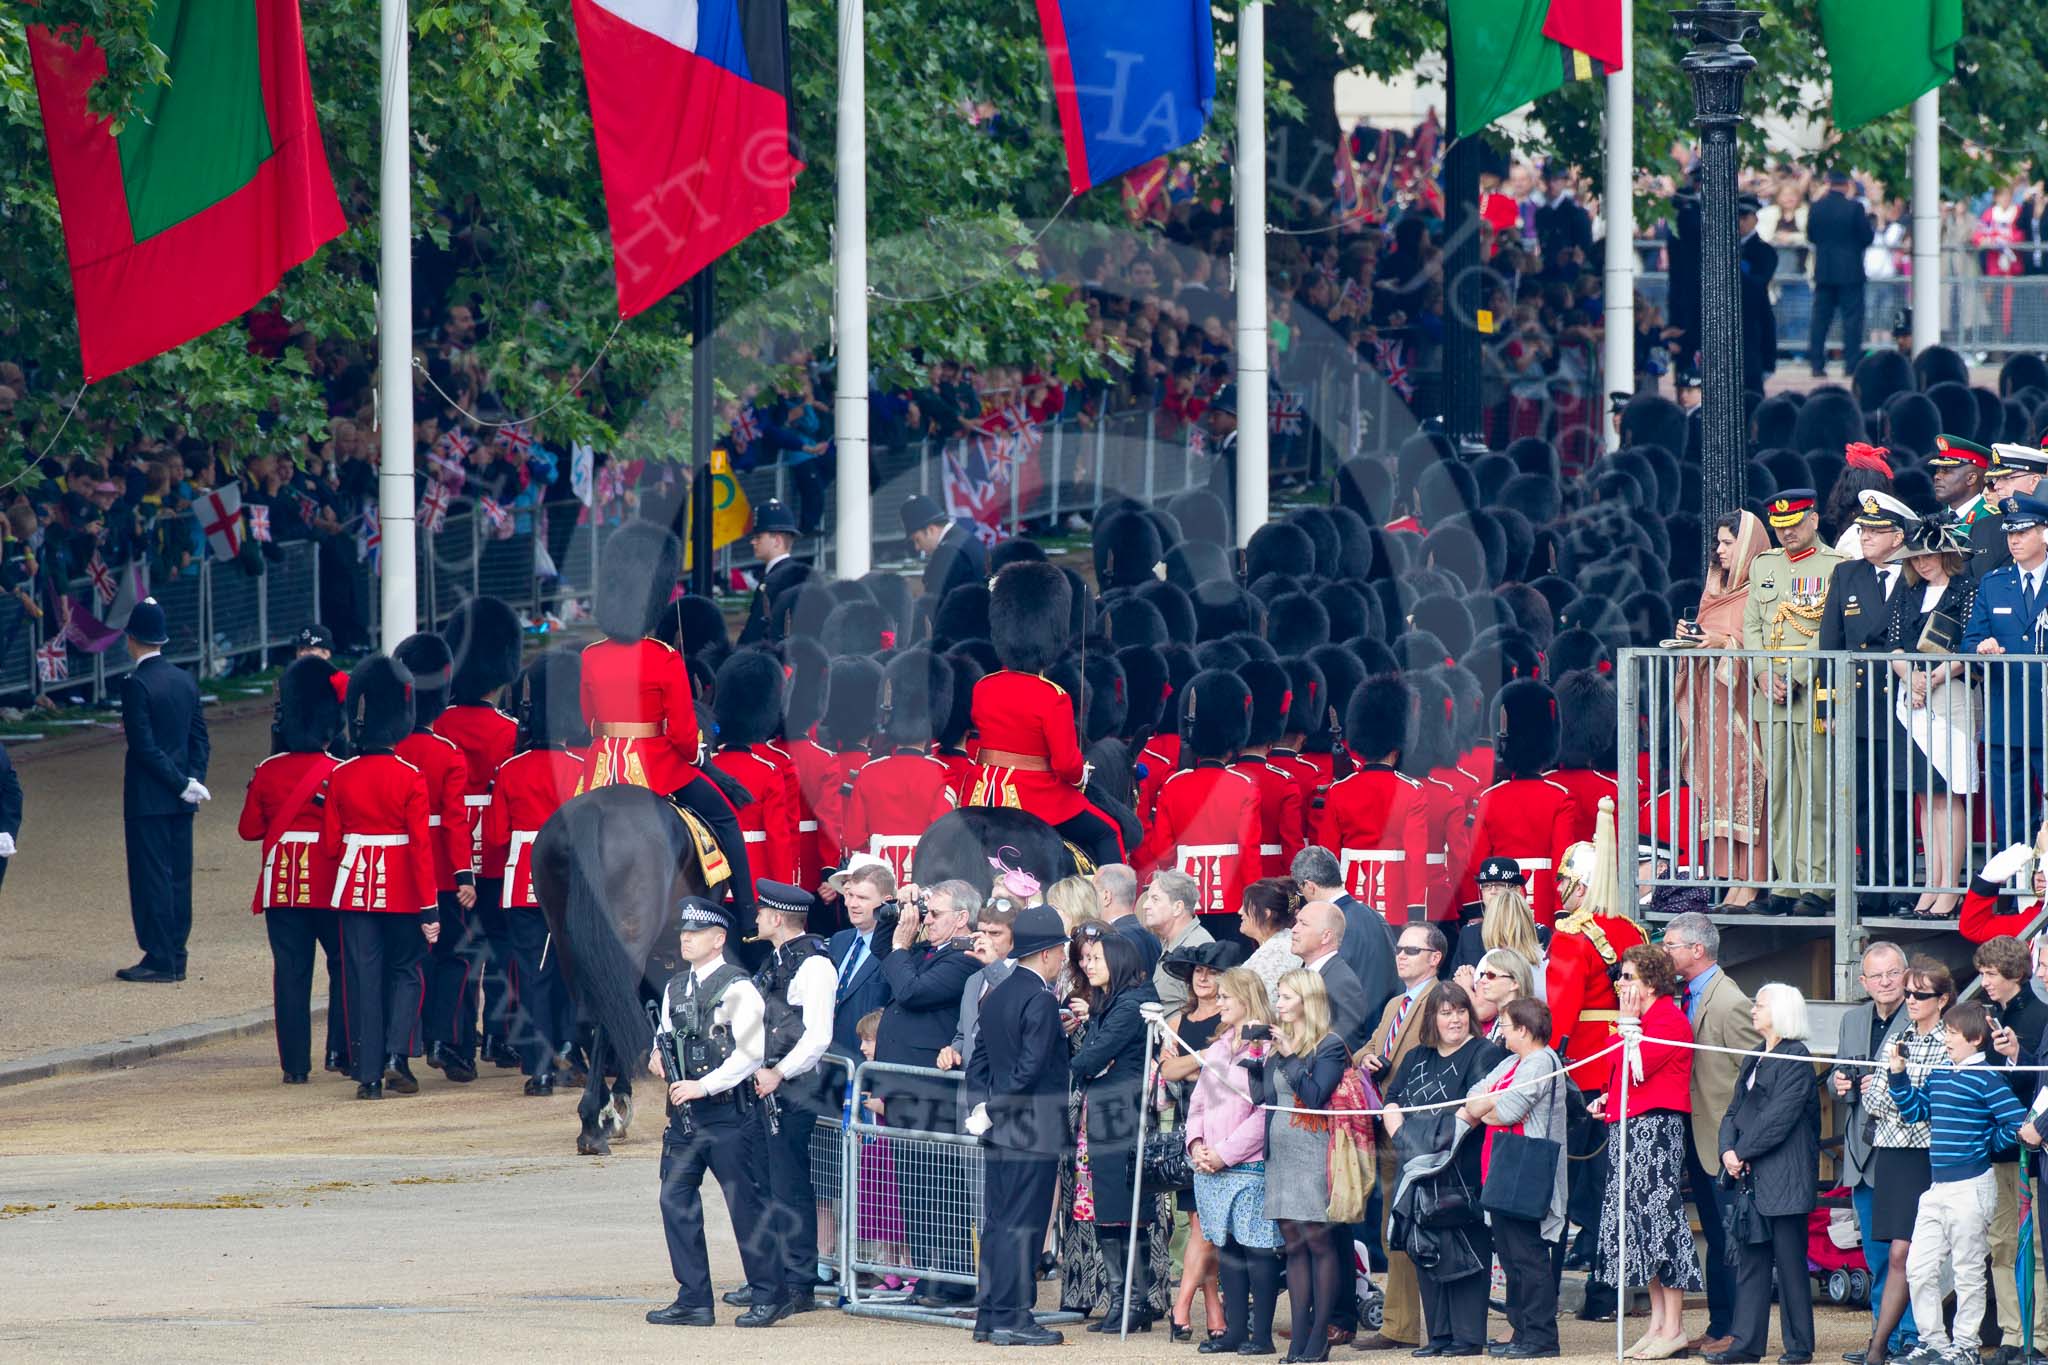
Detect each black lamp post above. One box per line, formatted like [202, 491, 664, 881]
[1676, 0, 1762, 571]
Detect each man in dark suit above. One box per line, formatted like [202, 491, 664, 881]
[1290, 899, 1374, 1052]
[1807, 170, 1874, 377]
[737, 499, 811, 644]
[1534, 162, 1593, 269]
[825, 864, 894, 1058]
[965, 904, 1073, 1346]
[1738, 194, 1778, 395]
[1292, 845, 1399, 1028]
[118, 597, 210, 982]
[1819, 491, 1914, 913]
[1964, 494, 2048, 846]
[0, 736, 22, 893]
[875, 877, 981, 1305]
[901, 495, 986, 622]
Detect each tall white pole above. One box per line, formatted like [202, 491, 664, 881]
[1234, 0, 1269, 547]
[1601, 0, 1636, 451]
[834, 0, 871, 580]
[1911, 91, 1941, 355]
[377, 0, 415, 650]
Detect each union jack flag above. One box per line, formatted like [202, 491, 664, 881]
[729, 405, 761, 449]
[292, 487, 320, 526]
[419, 482, 449, 534]
[357, 505, 381, 568]
[1269, 388, 1305, 436]
[495, 423, 534, 457]
[1340, 278, 1372, 315]
[35, 638, 66, 685]
[429, 431, 472, 490]
[246, 504, 273, 544]
[1376, 341, 1416, 401]
[942, 440, 1012, 548]
[479, 497, 514, 541]
[86, 553, 116, 605]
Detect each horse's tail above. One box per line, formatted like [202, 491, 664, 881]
[564, 805, 652, 1066]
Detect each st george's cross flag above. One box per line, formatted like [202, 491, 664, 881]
[572, 0, 803, 318]
[1034, 1, 1216, 196]
[28, 1, 345, 381]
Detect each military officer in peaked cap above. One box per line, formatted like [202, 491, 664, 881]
[738, 499, 810, 645]
[1977, 442, 2048, 573]
[1964, 494, 2048, 849]
[1743, 490, 1844, 916]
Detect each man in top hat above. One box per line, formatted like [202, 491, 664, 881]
[1738, 192, 1778, 395]
[1807, 167, 1872, 378]
[117, 597, 211, 983]
[1964, 494, 2048, 847]
[738, 499, 811, 645]
[1744, 489, 1845, 916]
[1977, 442, 2048, 573]
[901, 494, 985, 626]
[1931, 434, 1997, 537]
[1821, 490, 1918, 913]
[966, 902, 1074, 1347]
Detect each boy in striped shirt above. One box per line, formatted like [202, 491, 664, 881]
[1887, 1002, 2035, 1365]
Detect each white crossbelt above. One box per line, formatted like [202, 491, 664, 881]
[332, 833, 410, 905]
[500, 830, 538, 909]
[1342, 849, 1406, 862]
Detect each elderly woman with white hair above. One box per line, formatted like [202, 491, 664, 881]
[1714, 982, 1821, 1365]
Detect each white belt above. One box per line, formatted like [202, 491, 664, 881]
[501, 830, 538, 909]
[1425, 854, 1447, 866]
[1515, 857, 1553, 872]
[1178, 844, 1238, 859]
[332, 833, 410, 905]
[1342, 849, 1406, 863]
[262, 831, 319, 900]
[1259, 843, 1282, 857]
[743, 831, 768, 843]
[428, 816, 443, 827]
[869, 835, 920, 851]
[463, 794, 491, 808]
[798, 820, 819, 833]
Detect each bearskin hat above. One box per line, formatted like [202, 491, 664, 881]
[1145, 506, 1184, 554]
[1165, 540, 1235, 592]
[1473, 453, 1516, 505]
[1195, 639, 1251, 673]
[1116, 645, 1171, 740]
[1093, 510, 1164, 590]
[1493, 584, 1555, 649]
[276, 656, 345, 755]
[1080, 652, 1128, 746]
[1334, 459, 1393, 526]
[783, 637, 830, 736]
[1179, 667, 1253, 758]
[1403, 671, 1457, 775]
[595, 521, 680, 643]
[391, 632, 452, 727]
[1423, 524, 1487, 593]
[1973, 387, 2006, 447]
[1305, 644, 1364, 753]
[2004, 397, 2036, 445]
[1619, 395, 1687, 460]
[2001, 353, 2048, 398]
[347, 654, 415, 752]
[929, 578, 992, 648]
[770, 580, 836, 645]
[1102, 594, 1169, 648]
[442, 596, 522, 705]
[1495, 678, 1561, 778]
[1546, 627, 1611, 679]
[1238, 659, 1291, 748]
[988, 537, 1049, 576]
[1248, 572, 1304, 608]
[1927, 381, 1982, 444]
[665, 593, 732, 663]
[1850, 349, 1913, 416]
[1505, 436, 1563, 482]
[1061, 567, 1097, 641]
[1165, 488, 1231, 548]
[1160, 642, 1200, 717]
[1416, 461, 1479, 527]
[937, 649, 982, 748]
[861, 572, 915, 641]
[1245, 521, 1317, 583]
[714, 650, 787, 749]
[1351, 636, 1400, 677]
[1313, 582, 1369, 644]
[881, 648, 954, 748]
[512, 647, 590, 752]
[1282, 657, 1326, 740]
[1226, 631, 1279, 664]
[1621, 590, 1675, 649]
[1193, 581, 1262, 642]
[1267, 593, 1331, 657]
[1441, 663, 1484, 751]
[823, 599, 894, 657]
[1287, 508, 1342, 578]
[1914, 344, 1971, 391]
[948, 637, 1000, 677]
[1135, 580, 1197, 645]
[1497, 473, 1561, 532]
[989, 561, 1071, 674]
[1326, 505, 1376, 581]
[1346, 673, 1415, 762]
[1410, 593, 1475, 659]
[820, 655, 884, 751]
[1553, 667, 1618, 771]
[1396, 630, 1452, 674]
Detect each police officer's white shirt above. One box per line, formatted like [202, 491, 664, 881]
[774, 954, 837, 1080]
[654, 963, 766, 1097]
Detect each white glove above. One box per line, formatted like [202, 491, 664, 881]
[1982, 842, 2034, 886]
[180, 779, 212, 805]
[964, 1102, 992, 1138]
[0, 833, 17, 858]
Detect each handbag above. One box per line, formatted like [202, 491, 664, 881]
[1415, 1171, 1482, 1229]
[1480, 1131, 1562, 1222]
[1142, 1127, 1194, 1192]
[1719, 1173, 1770, 1257]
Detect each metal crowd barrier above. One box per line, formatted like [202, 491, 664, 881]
[810, 1052, 855, 1292]
[1619, 644, 2048, 997]
[1637, 268, 2048, 359]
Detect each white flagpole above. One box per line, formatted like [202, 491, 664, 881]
[378, 0, 415, 650]
[1234, 0, 1269, 547]
[1602, 0, 1636, 451]
[1911, 91, 1941, 354]
[834, 0, 871, 580]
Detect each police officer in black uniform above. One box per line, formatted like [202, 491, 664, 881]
[720, 879, 836, 1313]
[738, 500, 811, 645]
[645, 900, 791, 1328]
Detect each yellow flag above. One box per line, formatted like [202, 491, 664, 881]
[682, 446, 752, 571]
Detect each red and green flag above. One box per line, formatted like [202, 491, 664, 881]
[1819, 0, 1962, 130]
[28, 1, 345, 382]
[1448, 0, 1622, 135]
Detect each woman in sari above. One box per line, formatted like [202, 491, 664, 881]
[1673, 509, 1770, 906]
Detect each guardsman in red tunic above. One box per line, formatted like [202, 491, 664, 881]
[1114, 644, 1175, 823]
[709, 650, 801, 888]
[1302, 644, 1366, 815]
[964, 562, 1122, 865]
[433, 596, 523, 1065]
[392, 632, 481, 1085]
[1268, 656, 1329, 829]
[818, 654, 882, 868]
[845, 649, 960, 883]
[1402, 671, 1471, 925]
[1546, 668, 1619, 847]
[1463, 679, 1579, 926]
[1134, 669, 1262, 921]
[1315, 673, 1429, 924]
[1542, 800, 1646, 1093]
[322, 656, 441, 1101]
[768, 640, 832, 896]
[1231, 660, 1307, 878]
[573, 523, 756, 929]
[482, 648, 587, 1091]
[931, 649, 981, 795]
[238, 658, 346, 1084]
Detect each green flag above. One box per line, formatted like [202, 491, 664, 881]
[1449, 0, 1609, 136]
[1820, 0, 1962, 130]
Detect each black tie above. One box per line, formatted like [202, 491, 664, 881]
[2027, 573, 2039, 625]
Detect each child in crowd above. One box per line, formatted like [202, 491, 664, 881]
[853, 1009, 910, 1285]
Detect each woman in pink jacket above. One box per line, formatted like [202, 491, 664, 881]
[1185, 968, 1285, 1356]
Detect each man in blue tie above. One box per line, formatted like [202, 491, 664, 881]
[1964, 495, 2048, 845]
[825, 860, 895, 1058]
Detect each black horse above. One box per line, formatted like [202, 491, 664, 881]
[534, 784, 708, 1156]
[913, 807, 1083, 897]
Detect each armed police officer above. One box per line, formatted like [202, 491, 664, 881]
[645, 899, 790, 1328]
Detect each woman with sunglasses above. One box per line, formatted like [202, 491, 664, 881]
[1464, 948, 1536, 1042]
[1589, 943, 1702, 1360]
[1857, 957, 1953, 1365]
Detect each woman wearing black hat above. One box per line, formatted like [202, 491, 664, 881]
[1884, 520, 1978, 917]
[1159, 940, 1244, 1343]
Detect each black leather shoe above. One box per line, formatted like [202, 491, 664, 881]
[1705, 1352, 1762, 1364]
[1237, 1343, 1276, 1357]
[1438, 1351, 1482, 1359]
[115, 963, 178, 982]
[283, 1072, 309, 1085]
[1840, 1352, 1865, 1364]
[1203, 1339, 1245, 1355]
[974, 1330, 992, 1343]
[644, 1300, 714, 1327]
[524, 1072, 555, 1096]
[991, 1325, 1064, 1346]
[1172, 1322, 1195, 1343]
[1504, 1350, 1560, 1360]
[430, 1043, 477, 1083]
[1758, 895, 1798, 916]
[1777, 1355, 1813, 1365]
[355, 1081, 383, 1100]
[734, 1299, 794, 1327]
[383, 1056, 419, 1095]
[484, 1037, 521, 1069]
[786, 1293, 820, 1313]
[325, 1051, 351, 1075]
[1412, 1350, 1445, 1359]
[721, 1287, 753, 1307]
[1793, 893, 1833, 917]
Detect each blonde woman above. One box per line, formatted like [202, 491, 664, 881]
[1185, 968, 1284, 1354]
[1252, 969, 1350, 1362]
[1453, 863, 1550, 982]
[1468, 948, 1536, 1040]
[1047, 875, 1098, 930]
